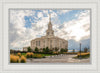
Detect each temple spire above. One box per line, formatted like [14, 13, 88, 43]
[46, 14, 54, 36]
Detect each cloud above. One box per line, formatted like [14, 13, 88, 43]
[37, 12, 43, 18]
[9, 10, 36, 49]
[9, 9, 58, 49]
[57, 10, 71, 15]
[54, 10, 90, 41]
[9, 9, 90, 50]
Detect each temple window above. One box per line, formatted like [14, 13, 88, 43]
[36, 41, 38, 46]
[39, 41, 40, 46]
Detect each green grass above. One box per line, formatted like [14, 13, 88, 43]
[21, 53, 26, 56]
[20, 53, 54, 57]
[73, 54, 90, 59]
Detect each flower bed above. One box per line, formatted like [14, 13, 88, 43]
[77, 52, 90, 58]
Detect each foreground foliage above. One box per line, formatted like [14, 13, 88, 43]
[10, 54, 26, 63]
[17, 52, 21, 57]
[73, 52, 90, 59]
[20, 56, 26, 63]
[10, 54, 19, 63]
[26, 52, 34, 58]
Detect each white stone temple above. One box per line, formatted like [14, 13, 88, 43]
[23, 14, 68, 51]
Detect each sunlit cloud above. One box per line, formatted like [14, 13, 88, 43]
[9, 9, 90, 50]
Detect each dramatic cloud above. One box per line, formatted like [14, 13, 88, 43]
[9, 9, 90, 50]
[37, 12, 43, 18]
[9, 10, 36, 49]
[54, 10, 90, 41]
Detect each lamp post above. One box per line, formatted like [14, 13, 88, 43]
[79, 42, 81, 59]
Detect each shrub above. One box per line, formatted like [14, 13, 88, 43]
[33, 54, 43, 58]
[10, 54, 19, 63]
[60, 48, 68, 53]
[30, 52, 34, 58]
[55, 47, 59, 52]
[77, 52, 90, 58]
[20, 56, 26, 63]
[63, 52, 67, 54]
[53, 52, 58, 55]
[26, 52, 31, 58]
[26, 52, 34, 58]
[16, 56, 20, 63]
[17, 53, 21, 57]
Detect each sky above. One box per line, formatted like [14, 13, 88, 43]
[9, 9, 90, 51]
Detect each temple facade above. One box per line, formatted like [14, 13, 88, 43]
[23, 14, 68, 51]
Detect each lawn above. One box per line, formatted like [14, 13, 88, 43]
[21, 53, 54, 57]
[73, 52, 90, 59]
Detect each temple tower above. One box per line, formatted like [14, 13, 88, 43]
[46, 14, 54, 36]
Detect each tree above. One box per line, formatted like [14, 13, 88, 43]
[43, 48, 46, 53]
[64, 48, 68, 52]
[60, 48, 64, 53]
[55, 47, 59, 52]
[45, 47, 49, 53]
[10, 49, 14, 54]
[27, 47, 32, 52]
[35, 47, 39, 52]
[60, 48, 68, 53]
[84, 47, 88, 52]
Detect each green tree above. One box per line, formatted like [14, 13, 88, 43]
[64, 48, 68, 52]
[10, 49, 14, 54]
[84, 47, 88, 52]
[60, 48, 68, 53]
[45, 47, 49, 53]
[43, 48, 46, 53]
[55, 47, 59, 52]
[35, 47, 39, 52]
[27, 47, 32, 52]
[60, 48, 64, 53]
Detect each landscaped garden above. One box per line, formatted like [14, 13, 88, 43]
[10, 47, 90, 63]
[10, 47, 68, 63]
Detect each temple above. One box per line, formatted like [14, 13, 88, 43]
[23, 14, 68, 51]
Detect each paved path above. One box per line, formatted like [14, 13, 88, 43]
[27, 54, 90, 63]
